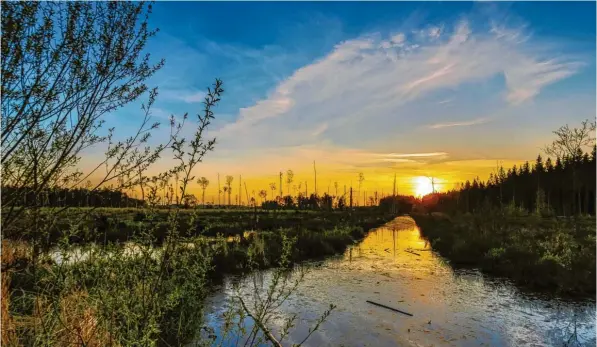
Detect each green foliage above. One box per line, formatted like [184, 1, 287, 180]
[412, 213, 596, 297]
[5, 206, 393, 345]
[485, 247, 506, 259]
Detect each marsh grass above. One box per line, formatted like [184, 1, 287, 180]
[2, 208, 394, 346]
[412, 211, 596, 297]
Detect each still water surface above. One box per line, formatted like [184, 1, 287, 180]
[204, 216, 596, 347]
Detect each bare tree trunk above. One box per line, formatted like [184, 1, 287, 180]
[350, 187, 353, 209]
[392, 174, 397, 214]
[138, 167, 145, 204]
[313, 161, 317, 196]
[244, 182, 250, 205]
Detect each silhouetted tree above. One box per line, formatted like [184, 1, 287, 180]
[225, 175, 233, 206]
[357, 173, 365, 206]
[258, 190, 267, 205]
[286, 169, 294, 195]
[429, 145, 596, 216]
[269, 183, 276, 201]
[197, 177, 209, 206]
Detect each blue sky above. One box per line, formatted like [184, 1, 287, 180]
[99, 1, 596, 196]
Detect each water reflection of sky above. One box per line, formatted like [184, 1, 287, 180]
[203, 217, 596, 347]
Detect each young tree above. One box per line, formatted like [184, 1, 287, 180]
[269, 182, 277, 201]
[286, 169, 294, 195]
[358, 173, 365, 206]
[182, 194, 197, 208]
[225, 175, 233, 206]
[1, 2, 167, 232]
[218, 173, 221, 206]
[197, 177, 209, 206]
[544, 120, 596, 159]
[279, 171, 283, 197]
[259, 189, 267, 204]
[544, 119, 596, 214]
[427, 176, 437, 194]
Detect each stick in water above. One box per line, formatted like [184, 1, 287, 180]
[366, 300, 413, 317]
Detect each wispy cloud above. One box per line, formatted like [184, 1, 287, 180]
[212, 18, 581, 153]
[428, 117, 489, 129]
[180, 92, 206, 103]
[428, 26, 443, 39]
[161, 89, 206, 104]
[140, 11, 589, 189]
[373, 152, 448, 158]
[311, 123, 328, 137]
[149, 107, 172, 120]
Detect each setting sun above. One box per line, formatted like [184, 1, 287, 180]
[414, 176, 437, 197]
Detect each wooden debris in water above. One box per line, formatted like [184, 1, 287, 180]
[404, 249, 421, 256]
[365, 300, 413, 317]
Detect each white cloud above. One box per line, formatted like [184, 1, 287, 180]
[150, 107, 172, 120]
[504, 59, 581, 105]
[200, 144, 448, 175]
[374, 152, 448, 158]
[211, 19, 581, 153]
[490, 22, 529, 43]
[311, 123, 328, 137]
[428, 26, 442, 39]
[160, 89, 206, 103]
[391, 33, 405, 44]
[428, 117, 489, 129]
[181, 92, 206, 103]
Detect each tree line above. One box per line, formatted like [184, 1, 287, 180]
[425, 121, 596, 216]
[2, 186, 146, 208]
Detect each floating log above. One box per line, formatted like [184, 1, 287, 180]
[366, 300, 413, 317]
[404, 249, 421, 256]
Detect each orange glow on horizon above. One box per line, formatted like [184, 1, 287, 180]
[81, 155, 529, 202]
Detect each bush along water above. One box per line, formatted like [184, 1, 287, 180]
[411, 210, 595, 297]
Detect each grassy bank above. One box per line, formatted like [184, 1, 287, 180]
[3, 208, 395, 279]
[411, 212, 596, 297]
[2, 208, 395, 346]
[3, 207, 392, 249]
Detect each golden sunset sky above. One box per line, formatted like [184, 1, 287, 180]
[81, 2, 595, 201]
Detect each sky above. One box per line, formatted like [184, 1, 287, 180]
[90, 1, 596, 201]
